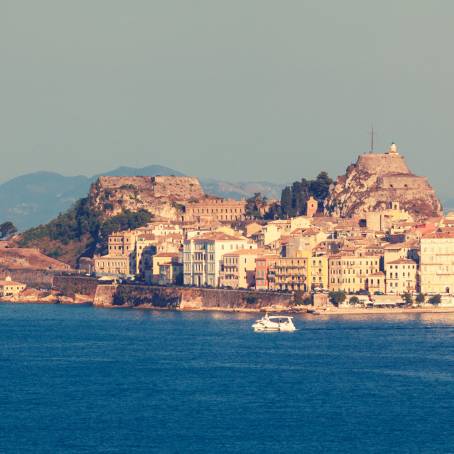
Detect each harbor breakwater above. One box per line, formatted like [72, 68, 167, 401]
[52, 275, 293, 311]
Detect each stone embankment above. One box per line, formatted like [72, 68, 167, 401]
[54, 275, 293, 311]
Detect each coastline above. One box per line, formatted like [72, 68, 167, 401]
[2, 298, 454, 316]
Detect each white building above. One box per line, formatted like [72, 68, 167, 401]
[420, 232, 454, 294]
[183, 232, 256, 287]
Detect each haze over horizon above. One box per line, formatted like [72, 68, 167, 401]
[2, 1, 453, 197]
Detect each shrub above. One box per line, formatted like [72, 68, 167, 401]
[428, 294, 441, 306]
[328, 290, 346, 306]
[349, 296, 360, 306]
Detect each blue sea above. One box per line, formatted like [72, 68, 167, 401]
[0, 304, 453, 453]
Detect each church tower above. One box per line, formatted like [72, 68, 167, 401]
[306, 196, 318, 218]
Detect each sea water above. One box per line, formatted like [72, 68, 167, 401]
[0, 303, 453, 453]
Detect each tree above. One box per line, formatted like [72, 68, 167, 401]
[280, 187, 292, 218]
[0, 221, 17, 239]
[349, 296, 360, 306]
[329, 290, 346, 306]
[402, 292, 413, 306]
[294, 290, 312, 306]
[428, 294, 441, 306]
[279, 172, 333, 218]
[415, 293, 425, 306]
[245, 193, 267, 219]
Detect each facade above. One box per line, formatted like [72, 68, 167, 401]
[420, 232, 454, 294]
[255, 255, 279, 290]
[108, 230, 138, 256]
[329, 253, 381, 293]
[94, 255, 131, 276]
[184, 198, 246, 223]
[183, 232, 255, 287]
[0, 277, 26, 298]
[385, 258, 417, 294]
[220, 249, 263, 289]
[272, 257, 309, 291]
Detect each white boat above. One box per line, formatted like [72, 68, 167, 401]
[252, 313, 297, 332]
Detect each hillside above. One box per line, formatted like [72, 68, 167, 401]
[0, 165, 284, 230]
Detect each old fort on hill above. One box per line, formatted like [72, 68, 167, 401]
[325, 143, 442, 219]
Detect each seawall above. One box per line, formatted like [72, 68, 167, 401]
[51, 275, 293, 311]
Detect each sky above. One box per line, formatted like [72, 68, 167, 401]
[1, 1, 453, 197]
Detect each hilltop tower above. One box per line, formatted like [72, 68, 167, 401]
[324, 143, 442, 220]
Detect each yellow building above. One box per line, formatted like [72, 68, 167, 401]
[184, 197, 246, 223]
[108, 230, 138, 256]
[220, 249, 263, 289]
[329, 253, 381, 293]
[385, 258, 417, 294]
[94, 255, 131, 276]
[420, 232, 454, 294]
[0, 276, 26, 298]
[272, 256, 309, 291]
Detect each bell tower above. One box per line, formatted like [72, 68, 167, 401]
[306, 196, 318, 218]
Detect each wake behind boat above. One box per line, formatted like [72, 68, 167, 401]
[252, 314, 297, 332]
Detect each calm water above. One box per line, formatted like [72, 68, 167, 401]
[0, 304, 453, 453]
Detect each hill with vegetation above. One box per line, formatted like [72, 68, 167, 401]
[17, 197, 152, 266]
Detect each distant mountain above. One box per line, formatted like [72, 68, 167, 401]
[200, 178, 284, 201]
[0, 166, 285, 230]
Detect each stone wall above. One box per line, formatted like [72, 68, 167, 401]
[356, 154, 410, 175]
[53, 275, 99, 297]
[105, 284, 292, 310]
[0, 268, 56, 289]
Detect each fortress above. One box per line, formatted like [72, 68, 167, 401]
[89, 176, 205, 220]
[325, 143, 442, 219]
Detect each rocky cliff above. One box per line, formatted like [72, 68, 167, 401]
[325, 146, 442, 219]
[89, 176, 205, 220]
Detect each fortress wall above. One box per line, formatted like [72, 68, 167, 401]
[96, 176, 154, 190]
[356, 154, 410, 175]
[92, 176, 204, 202]
[151, 176, 204, 200]
[379, 175, 429, 190]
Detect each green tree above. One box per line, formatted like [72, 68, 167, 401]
[245, 193, 267, 219]
[349, 296, 360, 306]
[329, 290, 347, 306]
[402, 292, 413, 305]
[415, 293, 425, 305]
[428, 294, 441, 306]
[0, 221, 17, 239]
[280, 187, 292, 218]
[279, 172, 333, 218]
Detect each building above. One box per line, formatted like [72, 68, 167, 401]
[306, 196, 318, 218]
[145, 252, 181, 284]
[93, 255, 131, 276]
[420, 232, 454, 294]
[183, 232, 255, 287]
[385, 258, 417, 294]
[156, 254, 183, 285]
[0, 277, 26, 298]
[272, 257, 309, 291]
[184, 197, 246, 223]
[220, 249, 263, 289]
[255, 254, 279, 290]
[329, 252, 382, 293]
[108, 230, 138, 256]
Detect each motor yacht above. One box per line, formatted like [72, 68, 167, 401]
[252, 313, 297, 332]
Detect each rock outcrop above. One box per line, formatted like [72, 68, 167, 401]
[325, 144, 442, 219]
[89, 176, 205, 220]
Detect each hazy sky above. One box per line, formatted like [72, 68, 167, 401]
[1, 1, 453, 196]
